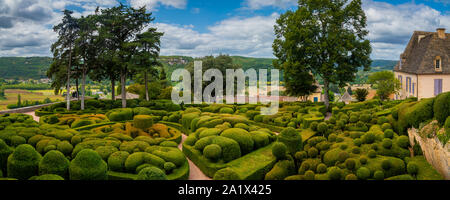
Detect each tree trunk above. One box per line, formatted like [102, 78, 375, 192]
[121, 70, 127, 108]
[111, 76, 115, 101]
[81, 68, 86, 110]
[323, 79, 330, 110]
[145, 71, 149, 101]
[66, 47, 72, 111]
[76, 79, 80, 101]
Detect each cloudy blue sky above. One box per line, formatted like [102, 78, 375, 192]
[0, 0, 449, 60]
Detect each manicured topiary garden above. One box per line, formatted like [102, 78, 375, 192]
[0, 93, 448, 180]
[0, 113, 189, 180]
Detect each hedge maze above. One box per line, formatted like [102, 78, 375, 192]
[0, 94, 448, 180]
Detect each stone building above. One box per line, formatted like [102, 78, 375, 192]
[394, 28, 450, 100]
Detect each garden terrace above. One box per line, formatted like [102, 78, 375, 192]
[0, 113, 189, 180]
[0, 92, 448, 180]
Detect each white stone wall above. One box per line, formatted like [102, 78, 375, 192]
[408, 127, 450, 180]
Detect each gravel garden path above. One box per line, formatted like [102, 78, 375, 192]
[27, 111, 211, 180]
[325, 112, 332, 121]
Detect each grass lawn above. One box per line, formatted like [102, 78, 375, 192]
[0, 89, 64, 111]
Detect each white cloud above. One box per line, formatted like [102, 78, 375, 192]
[243, 0, 297, 10]
[363, 0, 449, 60]
[129, 0, 187, 10]
[154, 13, 279, 58]
[0, 0, 449, 61]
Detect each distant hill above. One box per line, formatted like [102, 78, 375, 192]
[0, 56, 397, 84]
[0, 57, 52, 80]
[353, 60, 398, 84]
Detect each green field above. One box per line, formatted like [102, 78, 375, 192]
[0, 89, 64, 111]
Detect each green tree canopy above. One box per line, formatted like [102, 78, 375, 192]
[273, 0, 372, 109]
[368, 71, 400, 101]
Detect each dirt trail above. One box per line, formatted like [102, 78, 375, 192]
[25, 111, 211, 180]
[178, 134, 212, 180]
[325, 112, 332, 121]
[24, 111, 40, 122]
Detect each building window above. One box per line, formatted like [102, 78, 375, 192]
[435, 56, 442, 72]
[398, 75, 403, 88]
[412, 83, 415, 95]
[434, 79, 443, 96]
[406, 77, 411, 93]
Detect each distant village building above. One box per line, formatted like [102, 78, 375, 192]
[307, 84, 323, 103]
[166, 57, 189, 65]
[394, 28, 449, 100]
[340, 91, 353, 104]
[39, 78, 51, 84]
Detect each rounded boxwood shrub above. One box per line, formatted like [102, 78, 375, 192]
[327, 167, 342, 180]
[30, 174, 64, 180]
[385, 174, 414, 180]
[7, 144, 42, 180]
[345, 158, 356, 170]
[164, 162, 176, 172]
[251, 132, 270, 149]
[345, 174, 358, 180]
[212, 136, 241, 162]
[39, 150, 69, 178]
[194, 136, 215, 151]
[107, 151, 130, 172]
[304, 170, 315, 180]
[69, 149, 108, 180]
[95, 146, 118, 161]
[317, 122, 328, 134]
[338, 151, 349, 162]
[308, 147, 319, 158]
[316, 163, 327, 174]
[381, 123, 392, 131]
[221, 128, 254, 155]
[203, 144, 222, 161]
[133, 115, 153, 130]
[356, 167, 370, 180]
[377, 116, 389, 125]
[213, 168, 240, 180]
[272, 142, 287, 160]
[407, 162, 419, 175]
[381, 159, 391, 170]
[336, 137, 344, 143]
[374, 170, 384, 180]
[136, 167, 168, 180]
[360, 114, 371, 123]
[362, 132, 376, 144]
[384, 129, 394, 139]
[298, 162, 310, 175]
[433, 92, 450, 124]
[309, 122, 319, 131]
[368, 150, 377, 158]
[234, 123, 249, 131]
[0, 139, 13, 172]
[353, 138, 362, 147]
[108, 108, 134, 122]
[10, 136, 26, 147]
[219, 107, 234, 114]
[56, 141, 73, 156]
[382, 138, 393, 149]
[294, 151, 307, 161]
[359, 156, 368, 165]
[352, 147, 361, 154]
[328, 134, 337, 142]
[349, 116, 358, 123]
[397, 136, 410, 149]
[278, 128, 302, 154]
